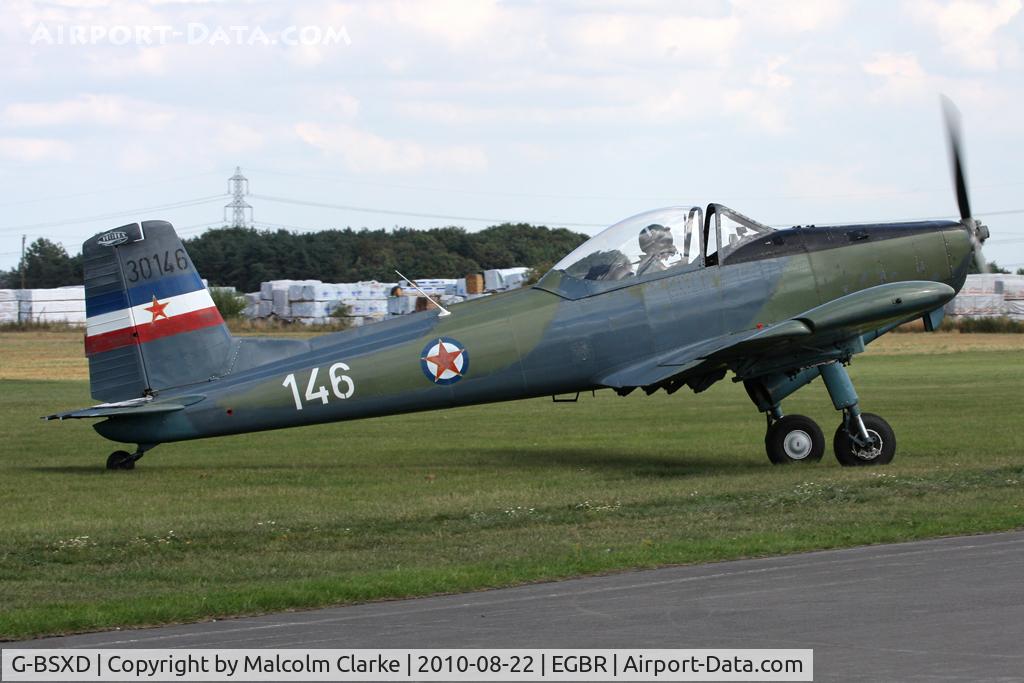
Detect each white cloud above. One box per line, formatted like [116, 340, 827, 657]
[2, 94, 174, 131]
[783, 162, 899, 200]
[321, 92, 360, 120]
[863, 52, 927, 79]
[862, 52, 933, 101]
[751, 56, 794, 89]
[0, 136, 74, 162]
[293, 122, 487, 174]
[216, 122, 265, 154]
[907, 0, 1022, 70]
[82, 47, 169, 77]
[721, 89, 787, 133]
[734, 0, 848, 33]
[383, 0, 501, 47]
[396, 67, 792, 133]
[560, 12, 741, 67]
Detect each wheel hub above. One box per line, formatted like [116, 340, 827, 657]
[852, 429, 883, 460]
[783, 429, 813, 460]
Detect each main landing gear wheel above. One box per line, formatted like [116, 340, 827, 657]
[106, 450, 135, 470]
[765, 415, 825, 464]
[834, 412, 896, 467]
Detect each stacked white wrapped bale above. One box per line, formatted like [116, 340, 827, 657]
[256, 279, 320, 318]
[342, 299, 388, 316]
[946, 294, 1004, 317]
[398, 278, 457, 296]
[242, 292, 260, 318]
[387, 292, 466, 317]
[249, 279, 394, 326]
[388, 295, 419, 316]
[999, 274, 1024, 320]
[336, 281, 392, 325]
[17, 287, 86, 324]
[959, 274, 1004, 295]
[1002, 276, 1024, 300]
[944, 274, 1018, 319]
[483, 267, 530, 292]
[0, 289, 17, 324]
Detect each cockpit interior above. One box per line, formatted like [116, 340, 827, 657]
[552, 204, 776, 285]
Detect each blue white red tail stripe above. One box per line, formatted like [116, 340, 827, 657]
[85, 271, 205, 317]
[85, 280, 223, 356]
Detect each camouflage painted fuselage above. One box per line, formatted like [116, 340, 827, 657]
[92, 219, 971, 447]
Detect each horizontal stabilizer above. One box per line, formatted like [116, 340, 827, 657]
[44, 395, 204, 420]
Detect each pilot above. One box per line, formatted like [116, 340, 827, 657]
[636, 224, 677, 276]
[584, 250, 632, 280]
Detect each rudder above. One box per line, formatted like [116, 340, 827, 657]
[83, 221, 232, 401]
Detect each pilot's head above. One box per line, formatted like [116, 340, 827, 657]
[639, 224, 674, 255]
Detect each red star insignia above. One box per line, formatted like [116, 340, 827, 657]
[423, 340, 464, 382]
[144, 295, 170, 323]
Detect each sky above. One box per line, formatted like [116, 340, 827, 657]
[1, 0, 1022, 272]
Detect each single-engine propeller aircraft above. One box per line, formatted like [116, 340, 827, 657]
[49, 100, 990, 469]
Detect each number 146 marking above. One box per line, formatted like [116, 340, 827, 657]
[282, 363, 354, 410]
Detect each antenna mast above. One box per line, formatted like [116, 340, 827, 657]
[20, 234, 26, 289]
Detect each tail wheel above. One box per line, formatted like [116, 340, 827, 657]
[834, 412, 896, 466]
[765, 415, 825, 464]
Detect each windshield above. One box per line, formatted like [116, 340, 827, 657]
[711, 205, 776, 263]
[553, 206, 702, 281]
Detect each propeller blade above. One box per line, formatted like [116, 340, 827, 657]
[973, 237, 988, 274]
[940, 95, 972, 222]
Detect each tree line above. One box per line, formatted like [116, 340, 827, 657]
[0, 223, 588, 292]
[6, 224, 1020, 291]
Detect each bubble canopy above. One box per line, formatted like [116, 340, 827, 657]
[553, 207, 702, 282]
[551, 204, 775, 284]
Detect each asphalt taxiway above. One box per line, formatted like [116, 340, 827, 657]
[9, 531, 1024, 680]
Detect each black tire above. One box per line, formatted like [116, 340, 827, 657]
[834, 413, 895, 466]
[765, 415, 825, 464]
[106, 450, 135, 470]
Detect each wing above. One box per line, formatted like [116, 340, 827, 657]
[596, 280, 955, 390]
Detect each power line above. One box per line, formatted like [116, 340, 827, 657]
[246, 166, 1024, 203]
[248, 167, 690, 202]
[251, 193, 606, 228]
[768, 207, 1024, 229]
[0, 171, 224, 209]
[176, 221, 228, 236]
[0, 195, 228, 234]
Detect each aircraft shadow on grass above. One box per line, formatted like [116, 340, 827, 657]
[29, 447, 764, 477]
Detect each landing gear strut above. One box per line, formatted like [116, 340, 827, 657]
[834, 412, 895, 466]
[747, 360, 894, 466]
[106, 444, 156, 470]
[819, 362, 895, 466]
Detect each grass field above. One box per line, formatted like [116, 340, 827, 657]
[1, 330, 1023, 639]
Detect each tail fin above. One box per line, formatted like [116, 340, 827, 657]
[83, 220, 232, 401]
